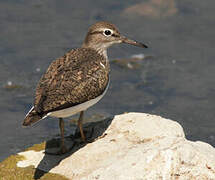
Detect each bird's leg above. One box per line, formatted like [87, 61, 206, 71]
[59, 118, 67, 154]
[78, 111, 86, 142]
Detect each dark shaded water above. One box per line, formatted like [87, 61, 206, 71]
[0, 0, 215, 161]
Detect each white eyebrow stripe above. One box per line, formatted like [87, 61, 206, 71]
[100, 62, 105, 69]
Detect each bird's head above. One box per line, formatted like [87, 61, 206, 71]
[82, 21, 148, 56]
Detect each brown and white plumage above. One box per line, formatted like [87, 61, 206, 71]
[23, 21, 147, 154]
[23, 48, 109, 125]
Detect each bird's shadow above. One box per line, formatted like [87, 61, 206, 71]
[33, 116, 114, 180]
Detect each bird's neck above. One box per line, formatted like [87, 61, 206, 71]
[96, 48, 108, 60]
[82, 43, 108, 60]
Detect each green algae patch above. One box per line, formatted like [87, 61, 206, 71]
[26, 142, 46, 152]
[26, 140, 61, 151]
[0, 154, 25, 170]
[0, 147, 69, 180]
[3, 84, 24, 91]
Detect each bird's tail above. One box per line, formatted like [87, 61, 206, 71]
[23, 107, 45, 126]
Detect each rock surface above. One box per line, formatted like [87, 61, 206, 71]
[10, 113, 215, 179]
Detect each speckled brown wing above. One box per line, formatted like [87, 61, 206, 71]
[34, 48, 109, 115]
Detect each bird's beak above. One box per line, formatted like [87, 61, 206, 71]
[120, 35, 148, 48]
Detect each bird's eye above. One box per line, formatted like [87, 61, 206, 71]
[103, 29, 112, 36]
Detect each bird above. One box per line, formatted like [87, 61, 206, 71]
[23, 21, 148, 154]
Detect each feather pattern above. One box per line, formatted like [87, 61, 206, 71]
[34, 48, 109, 116]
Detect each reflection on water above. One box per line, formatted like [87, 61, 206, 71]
[123, 0, 178, 18]
[0, 0, 215, 161]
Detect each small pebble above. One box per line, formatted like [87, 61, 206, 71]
[172, 59, 176, 64]
[127, 63, 133, 69]
[7, 81, 12, 86]
[148, 101, 153, 105]
[131, 53, 145, 59]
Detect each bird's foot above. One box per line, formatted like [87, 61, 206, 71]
[75, 126, 94, 143]
[58, 145, 68, 155]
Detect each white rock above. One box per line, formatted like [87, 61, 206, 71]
[17, 113, 215, 180]
[17, 150, 45, 168]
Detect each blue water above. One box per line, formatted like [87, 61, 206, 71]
[0, 0, 215, 161]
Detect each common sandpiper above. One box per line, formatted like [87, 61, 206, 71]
[23, 21, 148, 154]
